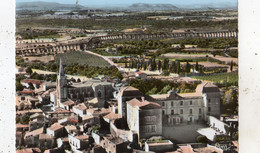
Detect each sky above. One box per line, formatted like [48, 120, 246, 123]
[16, 0, 237, 7]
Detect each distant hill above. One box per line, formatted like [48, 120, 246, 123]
[16, 1, 87, 11]
[127, 3, 178, 11]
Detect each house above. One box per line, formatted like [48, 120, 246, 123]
[65, 125, 78, 134]
[58, 117, 79, 126]
[86, 108, 111, 117]
[24, 127, 44, 147]
[47, 123, 65, 138]
[21, 79, 45, 89]
[100, 134, 129, 153]
[48, 108, 74, 120]
[135, 71, 147, 80]
[82, 115, 99, 126]
[16, 96, 32, 111]
[127, 98, 162, 140]
[73, 103, 88, 117]
[144, 140, 174, 152]
[29, 118, 45, 131]
[16, 148, 41, 153]
[60, 99, 76, 111]
[103, 112, 120, 123]
[38, 134, 56, 149]
[16, 123, 29, 132]
[68, 134, 91, 151]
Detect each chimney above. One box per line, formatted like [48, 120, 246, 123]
[141, 97, 145, 102]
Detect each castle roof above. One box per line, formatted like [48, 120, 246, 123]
[128, 98, 161, 110]
[119, 86, 143, 97]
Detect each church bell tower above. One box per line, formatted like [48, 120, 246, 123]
[56, 59, 67, 107]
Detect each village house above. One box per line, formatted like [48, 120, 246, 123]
[21, 79, 45, 89]
[16, 96, 32, 111]
[59, 99, 76, 111]
[103, 112, 120, 123]
[65, 125, 78, 134]
[58, 117, 79, 126]
[100, 134, 129, 153]
[38, 134, 56, 149]
[48, 108, 75, 120]
[24, 127, 44, 147]
[73, 103, 88, 117]
[47, 123, 66, 138]
[68, 134, 91, 151]
[144, 140, 174, 152]
[82, 115, 100, 126]
[29, 117, 45, 131]
[16, 148, 41, 153]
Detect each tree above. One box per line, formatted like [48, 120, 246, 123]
[159, 85, 171, 94]
[197, 136, 208, 143]
[195, 61, 199, 71]
[25, 67, 33, 74]
[230, 60, 233, 72]
[176, 61, 181, 74]
[158, 60, 162, 71]
[163, 58, 169, 70]
[146, 87, 157, 95]
[16, 82, 24, 91]
[143, 62, 147, 70]
[185, 62, 191, 73]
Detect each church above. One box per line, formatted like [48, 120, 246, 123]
[55, 59, 114, 109]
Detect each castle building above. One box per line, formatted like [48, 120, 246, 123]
[124, 82, 221, 140]
[127, 98, 162, 140]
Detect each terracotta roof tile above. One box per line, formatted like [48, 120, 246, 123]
[48, 123, 64, 131]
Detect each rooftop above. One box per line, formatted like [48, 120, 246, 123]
[103, 112, 120, 120]
[128, 98, 161, 110]
[25, 127, 44, 138]
[51, 108, 71, 114]
[39, 134, 54, 140]
[48, 123, 64, 131]
[119, 86, 143, 97]
[73, 103, 87, 111]
[22, 79, 45, 85]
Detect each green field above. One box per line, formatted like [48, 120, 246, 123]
[55, 51, 110, 67]
[192, 72, 238, 86]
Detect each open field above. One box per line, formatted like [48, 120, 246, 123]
[191, 72, 238, 85]
[55, 51, 111, 67]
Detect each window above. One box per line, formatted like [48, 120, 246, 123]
[162, 110, 165, 115]
[162, 102, 165, 106]
[190, 101, 192, 105]
[208, 107, 211, 112]
[190, 109, 192, 114]
[180, 109, 183, 114]
[189, 117, 193, 122]
[180, 101, 183, 105]
[171, 110, 174, 115]
[151, 125, 156, 132]
[208, 99, 211, 103]
[171, 101, 174, 106]
[199, 108, 202, 114]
